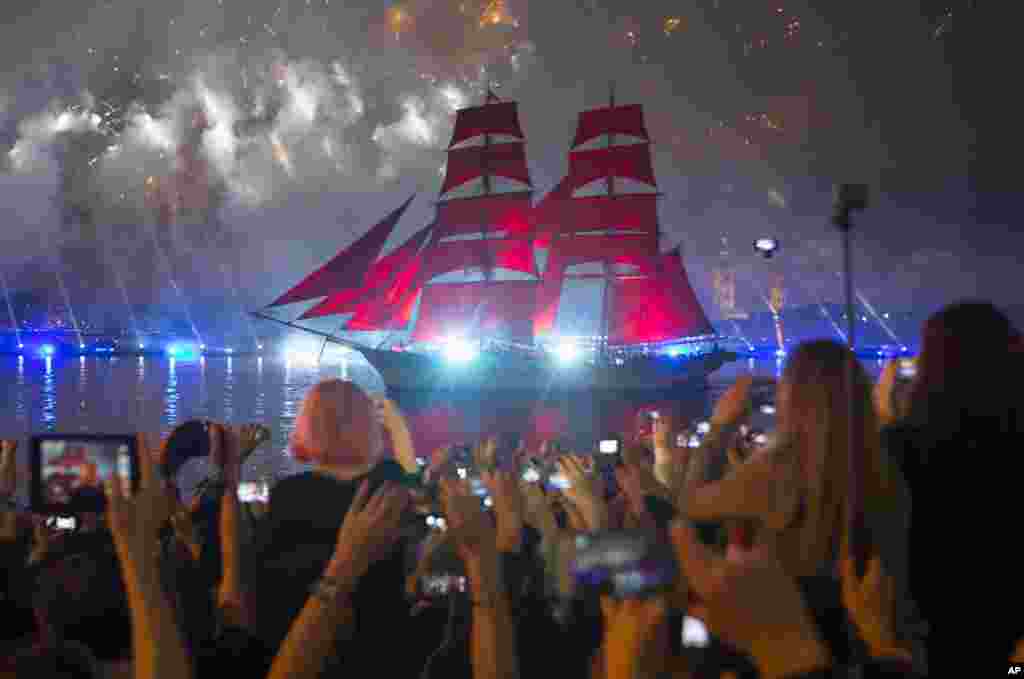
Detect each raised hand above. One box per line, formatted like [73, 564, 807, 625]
[106, 434, 174, 579]
[616, 462, 671, 526]
[670, 521, 830, 679]
[210, 423, 243, 487]
[711, 375, 754, 428]
[27, 516, 53, 566]
[600, 596, 671, 679]
[440, 478, 495, 564]
[652, 413, 678, 452]
[481, 470, 523, 552]
[840, 547, 910, 660]
[557, 455, 607, 532]
[873, 360, 900, 427]
[327, 481, 409, 587]
[1, 439, 17, 500]
[238, 424, 271, 461]
[375, 398, 418, 473]
[519, 481, 558, 535]
[474, 436, 499, 474]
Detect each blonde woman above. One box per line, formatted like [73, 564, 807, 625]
[244, 379, 425, 674]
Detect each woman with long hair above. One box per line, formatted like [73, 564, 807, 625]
[686, 340, 906, 578]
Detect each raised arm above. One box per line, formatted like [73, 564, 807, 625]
[442, 478, 519, 679]
[266, 481, 409, 679]
[107, 434, 192, 679]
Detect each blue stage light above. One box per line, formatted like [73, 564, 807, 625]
[667, 346, 683, 358]
[167, 343, 199, 360]
[41, 344, 56, 357]
[225, 347, 234, 354]
[554, 340, 580, 365]
[17, 343, 24, 350]
[442, 337, 477, 364]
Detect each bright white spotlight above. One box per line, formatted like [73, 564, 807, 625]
[225, 347, 234, 354]
[667, 346, 684, 358]
[442, 337, 477, 363]
[555, 340, 580, 364]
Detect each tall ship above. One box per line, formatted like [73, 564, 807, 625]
[256, 91, 736, 394]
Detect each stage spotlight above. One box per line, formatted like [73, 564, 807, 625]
[167, 343, 199, 360]
[41, 344, 56, 357]
[225, 348, 234, 354]
[667, 346, 683, 358]
[754, 237, 779, 258]
[442, 337, 478, 364]
[17, 343, 24, 350]
[257, 344, 263, 351]
[554, 340, 580, 364]
[138, 343, 145, 350]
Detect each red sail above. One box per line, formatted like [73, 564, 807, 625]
[546, 194, 659, 237]
[567, 145, 656, 192]
[420, 236, 535, 282]
[449, 101, 524, 148]
[551, 232, 657, 265]
[346, 283, 421, 330]
[410, 281, 538, 343]
[607, 249, 714, 344]
[572, 104, 650, 148]
[268, 195, 414, 307]
[298, 224, 431, 319]
[441, 143, 531, 195]
[434, 192, 533, 239]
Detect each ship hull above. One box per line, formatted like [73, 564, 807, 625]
[358, 345, 738, 395]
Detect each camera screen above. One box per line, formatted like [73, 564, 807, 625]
[676, 433, 688, 447]
[573, 532, 678, 598]
[522, 467, 542, 483]
[682, 616, 710, 648]
[237, 481, 269, 503]
[898, 359, 916, 379]
[421, 575, 467, 597]
[47, 516, 77, 531]
[599, 439, 619, 454]
[38, 437, 133, 509]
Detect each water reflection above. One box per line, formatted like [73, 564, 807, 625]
[164, 357, 179, 430]
[41, 357, 56, 430]
[15, 356, 26, 425]
[223, 357, 234, 422]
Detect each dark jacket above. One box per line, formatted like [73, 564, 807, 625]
[244, 461, 438, 677]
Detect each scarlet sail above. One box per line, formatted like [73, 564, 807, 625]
[269, 195, 414, 307]
[410, 281, 538, 343]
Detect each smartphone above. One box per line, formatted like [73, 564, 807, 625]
[599, 439, 619, 454]
[237, 480, 270, 503]
[31, 434, 139, 515]
[46, 515, 77, 531]
[759, 404, 776, 416]
[522, 467, 542, 483]
[547, 473, 571, 491]
[572, 531, 679, 599]
[681, 616, 710, 648]
[420, 574, 468, 598]
[676, 433, 688, 447]
[695, 421, 711, 434]
[898, 358, 916, 380]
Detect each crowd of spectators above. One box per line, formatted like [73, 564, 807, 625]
[1, 300, 1021, 679]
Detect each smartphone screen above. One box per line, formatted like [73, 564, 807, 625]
[31, 435, 138, 514]
[47, 516, 77, 531]
[237, 481, 269, 503]
[420, 575, 467, 597]
[676, 433, 688, 447]
[898, 358, 916, 379]
[599, 439, 619, 454]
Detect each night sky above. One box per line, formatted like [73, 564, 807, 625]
[0, 0, 1016, 328]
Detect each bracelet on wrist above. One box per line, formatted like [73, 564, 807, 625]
[310, 576, 355, 607]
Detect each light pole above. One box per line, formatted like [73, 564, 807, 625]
[832, 183, 869, 578]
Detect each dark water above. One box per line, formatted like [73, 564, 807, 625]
[0, 353, 885, 504]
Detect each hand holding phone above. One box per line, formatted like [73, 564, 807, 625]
[30, 434, 139, 515]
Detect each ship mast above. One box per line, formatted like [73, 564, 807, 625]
[599, 81, 616, 357]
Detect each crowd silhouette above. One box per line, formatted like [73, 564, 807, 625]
[1, 300, 1021, 678]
